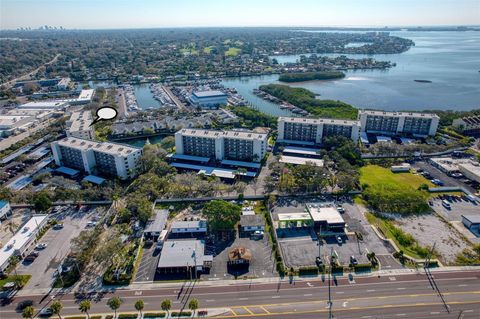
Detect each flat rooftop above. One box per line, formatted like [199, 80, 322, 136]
[55, 137, 141, 157]
[145, 209, 169, 233]
[0, 215, 48, 268]
[360, 109, 439, 119]
[279, 116, 360, 126]
[458, 162, 480, 178]
[68, 110, 93, 133]
[306, 204, 345, 224]
[462, 215, 480, 224]
[279, 155, 324, 167]
[157, 240, 212, 268]
[283, 146, 321, 156]
[171, 220, 207, 229]
[277, 212, 312, 222]
[19, 101, 68, 109]
[177, 128, 267, 141]
[170, 162, 256, 179]
[192, 90, 227, 98]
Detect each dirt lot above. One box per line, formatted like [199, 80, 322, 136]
[396, 213, 471, 265]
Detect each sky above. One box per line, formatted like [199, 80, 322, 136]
[1, 0, 479, 30]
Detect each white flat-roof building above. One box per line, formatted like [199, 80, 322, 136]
[279, 155, 324, 167]
[175, 128, 267, 162]
[0, 215, 48, 273]
[190, 90, 228, 109]
[157, 240, 212, 274]
[306, 204, 345, 232]
[359, 110, 439, 137]
[66, 110, 94, 140]
[278, 117, 360, 144]
[18, 101, 68, 110]
[51, 137, 143, 180]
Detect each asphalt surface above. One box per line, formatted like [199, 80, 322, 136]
[1, 270, 479, 318]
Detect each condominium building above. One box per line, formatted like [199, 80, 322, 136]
[66, 110, 94, 140]
[452, 115, 480, 137]
[51, 137, 143, 179]
[175, 129, 267, 162]
[359, 110, 439, 137]
[277, 117, 360, 144]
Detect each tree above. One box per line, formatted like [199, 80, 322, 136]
[50, 300, 63, 319]
[188, 298, 199, 317]
[107, 296, 123, 318]
[22, 306, 35, 319]
[161, 299, 172, 317]
[202, 200, 241, 231]
[79, 300, 91, 319]
[134, 300, 144, 317]
[31, 191, 52, 212]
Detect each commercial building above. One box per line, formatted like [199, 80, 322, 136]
[277, 212, 313, 229]
[175, 129, 267, 162]
[51, 137, 143, 180]
[170, 220, 207, 238]
[66, 110, 94, 140]
[429, 157, 480, 182]
[157, 240, 213, 274]
[0, 109, 56, 137]
[277, 117, 360, 145]
[306, 204, 345, 232]
[190, 90, 228, 109]
[239, 215, 265, 233]
[452, 115, 480, 137]
[0, 201, 12, 222]
[0, 215, 48, 273]
[359, 110, 439, 137]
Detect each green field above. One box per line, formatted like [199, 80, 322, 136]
[360, 165, 433, 190]
[225, 47, 241, 57]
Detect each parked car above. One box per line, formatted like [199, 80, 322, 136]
[53, 223, 64, 230]
[442, 200, 451, 210]
[336, 236, 343, 244]
[35, 243, 47, 250]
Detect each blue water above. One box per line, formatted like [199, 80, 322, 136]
[134, 84, 161, 110]
[224, 31, 480, 115]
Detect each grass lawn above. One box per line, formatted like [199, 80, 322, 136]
[0, 274, 31, 289]
[225, 47, 241, 57]
[360, 165, 433, 190]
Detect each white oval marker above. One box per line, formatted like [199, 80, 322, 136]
[90, 106, 118, 126]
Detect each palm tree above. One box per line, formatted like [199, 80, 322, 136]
[160, 299, 172, 318]
[188, 298, 199, 317]
[50, 300, 63, 319]
[107, 296, 123, 318]
[134, 299, 144, 317]
[22, 306, 34, 319]
[79, 300, 91, 319]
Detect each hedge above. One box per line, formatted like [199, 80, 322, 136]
[118, 314, 138, 319]
[171, 311, 192, 317]
[353, 263, 372, 272]
[64, 317, 86, 319]
[144, 313, 166, 318]
[298, 266, 319, 276]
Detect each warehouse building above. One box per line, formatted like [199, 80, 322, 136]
[359, 110, 439, 137]
[51, 137, 142, 180]
[277, 117, 360, 145]
[462, 215, 480, 234]
[190, 90, 228, 109]
[170, 220, 207, 238]
[174, 128, 267, 162]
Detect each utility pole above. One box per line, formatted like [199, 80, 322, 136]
[327, 247, 334, 319]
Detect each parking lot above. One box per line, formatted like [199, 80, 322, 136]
[413, 160, 478, 194]
[206, 234, 276, 279]
[15, 206, 102, 290]
[135, 245, 161, 282]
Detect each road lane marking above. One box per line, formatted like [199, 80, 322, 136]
[430, 312, 440, 315]
[458, 284, 468, 287]
[366, 289, 376, 292]
[239, 297, 249, 300]
[243, 307, 254, 315]
[206, 299, 215, 302]
[303, 294, 312, 297]
[260, 306, 270, 314]
[271, 296, 280, 298]
[336, 291, 345, 294]
[397, 287, 406, 290]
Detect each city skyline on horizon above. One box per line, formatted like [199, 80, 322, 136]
[1, 0, 479, 30]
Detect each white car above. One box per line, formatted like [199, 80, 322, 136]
[35, 243, 48, 250]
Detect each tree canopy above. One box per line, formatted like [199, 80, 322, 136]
[202, 200, 241, 231]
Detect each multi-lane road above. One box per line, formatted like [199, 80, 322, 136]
[1, 270, 479, 318]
